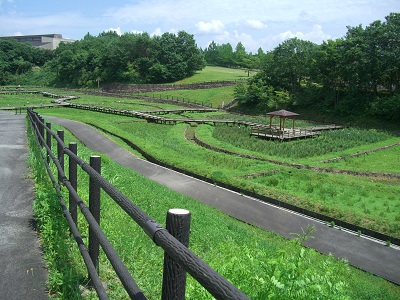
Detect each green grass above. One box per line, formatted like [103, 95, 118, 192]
[136, 65, 256, 108]
[71, 94, 186, 111]
[319, 145, 400, 173]
[14, 81, 400, 298]
[0, 93, 52, 107]
[27, 120, 88, 298]
[141, 85, 236, 108]
[175, 66, 252, 84]
[36, 107, 400, 239]
[27, 115, 400, 299]
[208, 125, 396, 161]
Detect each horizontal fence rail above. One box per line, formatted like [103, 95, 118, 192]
[27, 108, 250, 300]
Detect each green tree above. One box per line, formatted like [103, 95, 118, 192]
[314, 39, 345, 108]
[236, 12, 400, 119]
[268, 38, 318, 94]
[218, 43, 234, 67]
[234, 41, 247, 68]
[0, 38, 53, 85]
[176, 30, 205, 76]
[204, 41, 219, 65]
[48, 30, 204, 86]
[381, 13, 400, 93]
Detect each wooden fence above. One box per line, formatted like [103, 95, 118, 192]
[28, 109, 249, 300]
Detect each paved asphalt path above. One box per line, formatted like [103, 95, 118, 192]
[46, 116, 400, 286]
[0, 111, 48, 299]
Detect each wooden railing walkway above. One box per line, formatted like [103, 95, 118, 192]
[28, 109, 250, 299]
[139, 108, 218, 115]
[68, 102, 281, 128]
[2, 89, 344, 140]
[69, 102, 346, 140]
[0, 90, 41, 95]
[251, 124, 344, 140]
[0, 91, 79, 111]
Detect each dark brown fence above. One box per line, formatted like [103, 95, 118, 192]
[102, 81, 241, 94]
[28, 109, 249, 300]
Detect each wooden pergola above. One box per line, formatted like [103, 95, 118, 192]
[266, 109, 299, 131]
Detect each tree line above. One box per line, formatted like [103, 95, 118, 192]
[0, 30, 262, 87]
[1, 13, 399, 122]
[202, 41, 264, 70]
[236, 12, 400, 122]
[0, 30, 206, 87]
[49, 30, 206, 86]
[0, 38, 53, 85]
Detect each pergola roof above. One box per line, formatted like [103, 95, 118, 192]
[266, 109, 299, 117]
[266, 109, 299, 131]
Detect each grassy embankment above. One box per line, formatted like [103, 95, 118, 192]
[33, 101, 400, 239]
[27, 110, 400, 300]
[4, 66, 400, 298]
[140, 66, 251, 108]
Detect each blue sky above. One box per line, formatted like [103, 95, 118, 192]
[0, 0, 399, 52]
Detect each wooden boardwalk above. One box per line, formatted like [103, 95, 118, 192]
[0, 103, 70, 111]
[139, 108, 218, 115]
[251, 124, 343, 140]
[67, 103, 345, 139]
[1, 90, 344, 140]
[0, 90, 41, 95]
[0, 91, 79, 111]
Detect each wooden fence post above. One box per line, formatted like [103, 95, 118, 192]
[69, 142, 78, 227]
[162, 209, 191, 300]
[89, 155, 101, 285]
[38, 116, 44, 146]
[46, 122, 51, 163]
[57, 130, 64, 182]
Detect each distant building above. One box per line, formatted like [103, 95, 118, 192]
[0, 34, 76, 50]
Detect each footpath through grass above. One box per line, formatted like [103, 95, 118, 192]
[37, 106, 400, 239]
[28, 114, 400, 299]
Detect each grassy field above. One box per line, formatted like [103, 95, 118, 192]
[0, 92, 47, 107]
[35, 105, 400, 239]
[202, 124, 400, 168]
[4, 87, 399, 238]
[8, 67, 400, 298]
[27, 117, 400, 299]
[175, 66, 253, 83]
[142, 85, 235, 108]
[140, 66, 255, 108]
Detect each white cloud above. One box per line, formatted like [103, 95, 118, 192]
[151, 27, 162, 37]
[130, 30, 144, 35]
[246, 19, 267, 30]
[206, 29, 259, 52]
[107, 26, 122, 35]
[275, 24, 331, 44]
[233, 31, 261, 52]
[307, 24, 331, 42]
[1, 0, 398, 53]
[195, 20, 225, 33]
[277, 30, 304, 41]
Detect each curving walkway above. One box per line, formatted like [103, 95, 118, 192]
[45, 115, 400, 286]
[0, 111, 48, 299]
